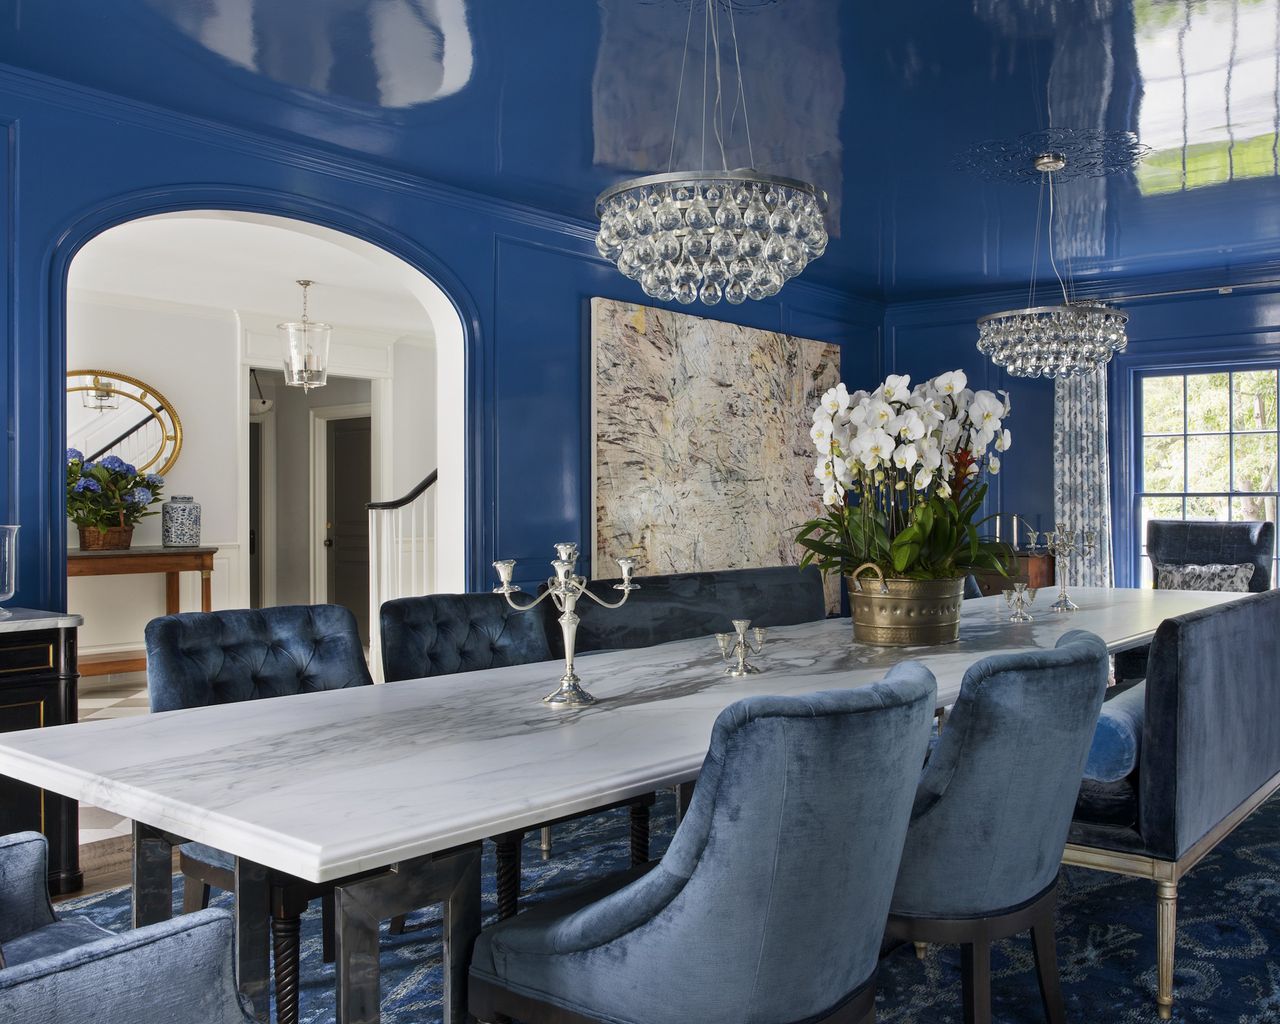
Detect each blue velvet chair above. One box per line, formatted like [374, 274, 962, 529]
[380, 592, 651, 922]
[1115, 519, 1274, 684]
[469, 670, 937, 1024]
[567, 565, 826, 654]
[888, 631, 1110, 1024]
[145, 604, 373, 1007]
[0, 831, 253, 1023]
[1068, 588, 1280, 1018]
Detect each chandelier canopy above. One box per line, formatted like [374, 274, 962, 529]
[974, 150, 1132, 378]
[594, 0, 827, 305]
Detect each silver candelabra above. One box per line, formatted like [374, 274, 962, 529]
[1044, 524, 1097, 613]
[493, 542, 638, 707]
[715, 619, 767, 677]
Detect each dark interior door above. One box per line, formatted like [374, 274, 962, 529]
[327, 417, 372, 643]
[248, 421, 262, 608]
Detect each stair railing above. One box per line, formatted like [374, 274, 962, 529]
[367, 469, 438, 680]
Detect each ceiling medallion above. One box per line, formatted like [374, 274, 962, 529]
[958, 127, 1150, 184]
[594, 0, 827, 305]
[976, 152, 1129, 379]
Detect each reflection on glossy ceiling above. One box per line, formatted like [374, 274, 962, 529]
[1, 0, 1279, 299]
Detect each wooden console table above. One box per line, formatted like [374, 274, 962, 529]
[67, 545, 218, 677]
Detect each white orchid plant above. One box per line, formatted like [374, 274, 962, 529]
[795, 369, 1014, 580]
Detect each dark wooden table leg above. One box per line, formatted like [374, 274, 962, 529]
[494, 831, 523, 921]
[272, 886, 309, 1024]
[131, 822, 173, 928]
[235, 857, 272, 1023]
[335, 845, 481, 1024]
[629, 803, 650, 866]
[165, 571, 180, 615]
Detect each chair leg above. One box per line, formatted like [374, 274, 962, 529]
[1031, 906, 1066, 1024]
[321, 890, 336, 963]
[914, 941, 928, 960]
[629, 803, 650, 866]
[539, 825, 553, 860]
[960, 940, 992, 1024]
[388, 913, 408, 935]
[182, 876, 210, 914]
[1156, 880, 1179, 1020]
[495, 832, 523, 921]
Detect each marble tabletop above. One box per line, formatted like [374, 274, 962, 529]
[0, 587, 1242, 882]
[0, 607, 83, 633]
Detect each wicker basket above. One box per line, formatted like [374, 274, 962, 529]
[846, 563, 965, 646]
[77, 525, 134, 551]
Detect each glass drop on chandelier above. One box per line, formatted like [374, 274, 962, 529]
[976, 301, 1128, 379]
[595, 170, 828, 306]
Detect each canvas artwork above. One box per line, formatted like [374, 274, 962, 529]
[591, 298, 841, 606]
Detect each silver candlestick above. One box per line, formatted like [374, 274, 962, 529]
[1045, 524, 1097, 613]
[493, 543, 638, 706]
[715, 619, 767, 677]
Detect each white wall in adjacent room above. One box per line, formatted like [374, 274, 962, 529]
[391, 336, 437, 496]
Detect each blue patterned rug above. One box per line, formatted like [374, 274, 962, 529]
[59, 791, 1280, 1023]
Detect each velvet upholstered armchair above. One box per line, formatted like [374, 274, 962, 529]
[1067, 588, 1280, 1018]
[888, 631, 1111, 1024]
[0, 832, 254, 1024]
[469, 671, 937, 1024]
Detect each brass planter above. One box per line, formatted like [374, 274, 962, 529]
[78, 525, 134, 551]
[846, 563, 966, 647]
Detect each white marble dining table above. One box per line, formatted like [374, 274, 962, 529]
[0, 586, 1244, 1024]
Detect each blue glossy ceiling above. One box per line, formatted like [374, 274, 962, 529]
[3, 0, 1279, 299]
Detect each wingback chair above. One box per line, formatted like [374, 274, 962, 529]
[1068, 588, 1280, 1018]
[888, 631, 1111, 1024]
[380, 592, 652, 922]
[0, 831, 254, 1024]
[1115, 519, 1274, 683]
[145, 604, 373, 1018]
[470, 669, 938, 1024]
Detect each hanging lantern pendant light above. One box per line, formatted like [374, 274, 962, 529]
[594, 0, 828, 305]
[977, 153, 1129, 379]
[278, 279, 333, 390]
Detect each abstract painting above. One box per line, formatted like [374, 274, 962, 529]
[591, 298, 841, 603]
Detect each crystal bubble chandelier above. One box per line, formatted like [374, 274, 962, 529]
[594, 1, 828, 306]
[976, 152, 1129, 378]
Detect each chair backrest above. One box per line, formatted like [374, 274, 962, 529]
[1139, 588, 1280, 860]
[379, 593, 554, 682]
[892, 630, 1109, 917]
[1147, 519, 1274, 592]
[568, 565, 826, 654]
[145, 605, 373, 712]
[616, 668, 936, 1022]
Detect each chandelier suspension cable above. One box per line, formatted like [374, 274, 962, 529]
[1028, 175, 1045, 310]
[726, 0, 756, 168]
[666, 0, 698, 172]
[1045, 170, 1071, 306]
[709, 0, 729, 171]
[700, 0, 709, 170]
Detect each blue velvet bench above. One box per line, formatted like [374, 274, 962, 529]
[1066, 588, 1280, 1018]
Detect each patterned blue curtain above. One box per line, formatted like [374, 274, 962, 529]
[1053, 367, 1114, 587]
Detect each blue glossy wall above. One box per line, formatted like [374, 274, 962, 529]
[0, 67, 883, 610]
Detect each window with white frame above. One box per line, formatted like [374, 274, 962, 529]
[1136, 368, 1279, 584]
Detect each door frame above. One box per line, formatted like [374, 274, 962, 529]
[310, 403, 374, 604]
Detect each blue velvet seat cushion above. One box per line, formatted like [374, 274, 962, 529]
[181, 842, 234, 874]
[1074, 778, 1138, 828]
[1083, 681, 1146, 783]
[0, 917, 112, 967]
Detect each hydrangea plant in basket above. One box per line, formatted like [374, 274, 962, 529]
[66, 449, 165, 551]
[794, 370, 1013, 646]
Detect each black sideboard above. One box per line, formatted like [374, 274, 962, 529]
[0, 610, 82, 894]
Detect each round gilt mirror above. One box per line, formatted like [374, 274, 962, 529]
[66, 370, 183, 477]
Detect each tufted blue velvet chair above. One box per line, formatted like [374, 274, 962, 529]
[469, 670, 937, 1024]
[379, 592, 649, 923]
[888, 630, 1110, 1024]
[566, 565, 826, 655]
[380, 592, 554, 681]
[145, 604, 373, 1002]
[1116, 519, 1274, 684]
[0, 831, 254, 1023]
[1069, 588, 1280, 1018]
[146, 604, 373, 712]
